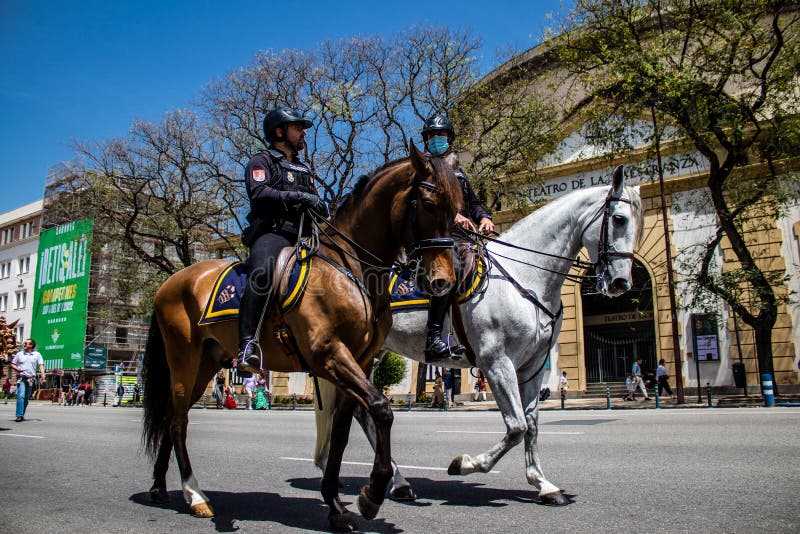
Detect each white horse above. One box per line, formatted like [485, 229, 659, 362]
[315, 165, 643, 506]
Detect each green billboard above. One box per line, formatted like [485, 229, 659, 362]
[31, 219, 93, 370]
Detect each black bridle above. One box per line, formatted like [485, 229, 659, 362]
[404, 179, 455, 259]
[586, 188, 636, 284]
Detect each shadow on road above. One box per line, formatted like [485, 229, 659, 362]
[129, 487, 402, 533]
[288, 476, 576, 508]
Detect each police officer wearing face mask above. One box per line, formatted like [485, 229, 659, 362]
[236, 108, 328, 376]
[421, 114, 495, 361]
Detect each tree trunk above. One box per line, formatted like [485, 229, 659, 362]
[754, 323, 778, 396]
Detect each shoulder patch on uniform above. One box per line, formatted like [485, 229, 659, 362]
[252, 168, 266, 182]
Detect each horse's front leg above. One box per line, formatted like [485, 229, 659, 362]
[354, 403, 416, 501]
[448, 357, 527, 476]
[520, 378, 570, 505]
[321, 343, 394, 530]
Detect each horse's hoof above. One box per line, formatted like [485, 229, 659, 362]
[191, 502, 216, 517]
[389, 484, 417, 501]
[447, 455, 466, 475]
[149, 487, 169, 504]
[540, 490, 569, 506]
[357, 485, 381, 520]
[329, 511, 358, 532]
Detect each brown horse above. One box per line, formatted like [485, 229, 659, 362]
[142, 142, 462, 531]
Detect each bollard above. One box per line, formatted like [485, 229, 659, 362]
[606, 385, 611, 410]
[706, 382, 713, 408]
[267, 392, 272, 410]
[407, 392, 412, 412]
[761, 374, 774, 407]
[103, 393, 107, 407]
[443, 396, 448, 411]
[203, 394, 207, 409]
[561, 395, 565, 411]
[655, 383, 660, 410]
[292, 393, 297, 410]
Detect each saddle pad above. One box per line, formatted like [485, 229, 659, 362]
[389, 248, 488, 312]
[197, 250, 313, 326]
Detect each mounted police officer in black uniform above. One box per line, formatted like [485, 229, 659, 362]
[421, 114, 495, 362]
[235, 108, 327, 377]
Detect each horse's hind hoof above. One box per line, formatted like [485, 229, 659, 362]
[329, 511, 358, 532]
[149, 487, 169, 504]
[540, 490, 570, 506]
[191, 502, 216, 517]
[390, 484, 417, 501]
[357, 485, 381, 520]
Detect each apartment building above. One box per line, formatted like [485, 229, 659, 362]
[0, 199, 43, 346]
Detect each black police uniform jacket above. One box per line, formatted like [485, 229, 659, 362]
[241, 148, 321, 247]
[455, 167, 492, 223]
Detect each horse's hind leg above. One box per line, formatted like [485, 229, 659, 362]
[322, 395, 359, 532]
[520, 377, 569, 505]
[167, 340, 217, 518]
[149, 430, 173, 503]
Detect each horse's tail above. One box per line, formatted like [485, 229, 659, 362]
[313, 378, 339, 473]
[142, 312, 170, 459]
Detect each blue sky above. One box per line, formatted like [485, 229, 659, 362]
[0, 0, 572, 213]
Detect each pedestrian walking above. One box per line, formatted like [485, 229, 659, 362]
[10, 338, 45, 422]
[656, 359, 676, 400]
[559, 371, 569, 399]
[632, 358, 650, 400]
[116, 383, 125, 406]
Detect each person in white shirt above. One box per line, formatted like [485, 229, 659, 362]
[11, 338, 45, 422]
[559, 371, 569, 399]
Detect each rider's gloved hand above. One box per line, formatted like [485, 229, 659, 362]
[292, 192, 327, 214]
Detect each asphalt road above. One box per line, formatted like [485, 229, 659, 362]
[0, 402, 797, 533]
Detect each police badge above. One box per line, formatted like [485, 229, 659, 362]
[286, 171, 295, 183]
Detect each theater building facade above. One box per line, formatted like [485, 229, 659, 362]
[469, 46, 800, 397]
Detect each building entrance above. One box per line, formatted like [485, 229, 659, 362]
[582, 260, 657, 383]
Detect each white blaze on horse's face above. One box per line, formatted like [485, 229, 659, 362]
[585, 166, 640, 297]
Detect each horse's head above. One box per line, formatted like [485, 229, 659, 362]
[402, 141, 461, 297]
[581, 166, 643, 297]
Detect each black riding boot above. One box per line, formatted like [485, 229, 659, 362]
[425, 294, 465, 362]
[236, 285, 270, 377]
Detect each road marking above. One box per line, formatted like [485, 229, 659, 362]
[281, 457, 500, 474]
[436, 430, 584, 435]
[0, 433, 44, 439]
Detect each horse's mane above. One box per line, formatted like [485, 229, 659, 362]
[333, 155, 461, 220]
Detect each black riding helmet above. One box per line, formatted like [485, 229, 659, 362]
[421, 114, 456, 140]
[263, 108, 313, 142]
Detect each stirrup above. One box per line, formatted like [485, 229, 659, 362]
[235, 339, 263, 377]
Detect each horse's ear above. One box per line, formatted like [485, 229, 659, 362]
[7, 319, 18, 330]
[611, 165, 624, 198]
[409, 140, 429, 178]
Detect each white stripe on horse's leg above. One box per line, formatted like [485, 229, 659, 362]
[182, 473, 211, 508]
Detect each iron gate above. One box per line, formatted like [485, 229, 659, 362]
[584, 322, 656, 383]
